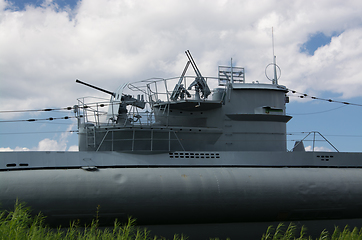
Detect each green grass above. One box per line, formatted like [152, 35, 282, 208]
[0, 200, 186, 240]
[261, 222, 362, 240]
[1, 201, 362, 240]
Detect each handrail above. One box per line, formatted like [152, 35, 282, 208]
[293, 131, 339, 152]
[90, 127, 186, 152]
[76, 75, 223, 128]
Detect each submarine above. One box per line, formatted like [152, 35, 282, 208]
[1, 50, 362, 228]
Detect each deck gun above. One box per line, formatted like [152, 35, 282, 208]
[75, 79, 145, 109]
[185, 50, 211, 99]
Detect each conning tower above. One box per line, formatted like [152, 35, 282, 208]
[76, 51, 291, 152]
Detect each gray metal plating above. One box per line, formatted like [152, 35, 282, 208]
[1, 51, 362, 226]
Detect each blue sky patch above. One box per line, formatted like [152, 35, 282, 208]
[8, 0, 78, 11]
[300, 32, 337, 55]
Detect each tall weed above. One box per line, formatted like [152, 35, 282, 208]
[0, 201, 187, 240]
[1, 201, 362, 239]
[261, 222, 362, 240]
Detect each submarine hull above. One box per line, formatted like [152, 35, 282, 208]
[1, 166, 362, 225]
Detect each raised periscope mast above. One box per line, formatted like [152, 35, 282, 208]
[76, 51, 291, 152]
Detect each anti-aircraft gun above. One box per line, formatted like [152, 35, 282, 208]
[170, 51, 211, 101]
[185, 50, 211, 100]
[170, 61, 191, 101]
[75, 79, 145, 124]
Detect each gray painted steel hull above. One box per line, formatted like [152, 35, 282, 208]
[1, 72, 362, 227]
[1, 165, 362, 225]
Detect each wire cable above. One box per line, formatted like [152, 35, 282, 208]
[0, 130, 78, 135]
[0, 106, 74, 113]
[0, 103, 109, 114]
[288, 89, 362, 107]
[0, 115, 80, 123]
[287, 105, 348, 115]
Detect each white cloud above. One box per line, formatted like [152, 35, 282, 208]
[305, 145, 332, 152]
[68, 145, 78, 151]
[0, 0, 362, 150]
[37, 138, 64, 151]
[36, 123, 77, 151]
[0, 140, 78, 151]
[1, 0, 361, 114]
[284, 28, 362, 98]
[0, 123, 77, 151]
[0, 146, 30, 151]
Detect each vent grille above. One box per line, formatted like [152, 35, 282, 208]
[169, 152, 220, 159]
[317, 155, 334, 161]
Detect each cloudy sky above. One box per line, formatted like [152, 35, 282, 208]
[0, 0, 361, 152]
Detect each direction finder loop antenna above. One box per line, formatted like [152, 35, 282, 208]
[265, 27, 281, 85]
[265, 63, 281, 84]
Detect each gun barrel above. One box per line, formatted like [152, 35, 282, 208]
[185, 50, 202, 78]
[76, 79, 115, 97]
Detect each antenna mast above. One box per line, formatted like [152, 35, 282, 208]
[272, 27, 278, 85]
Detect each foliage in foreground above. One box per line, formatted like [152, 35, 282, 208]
[261, 222, 362, 240]
[1, 201, 362, 240]
[0, 200, 186, 240]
